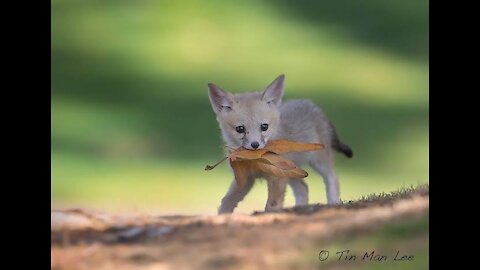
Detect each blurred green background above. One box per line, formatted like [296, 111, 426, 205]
[51, 0, 428, 215]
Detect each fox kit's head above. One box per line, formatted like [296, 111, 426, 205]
[208, 75, 285, 150]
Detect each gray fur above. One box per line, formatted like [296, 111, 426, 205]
[209, 75, 352, 214]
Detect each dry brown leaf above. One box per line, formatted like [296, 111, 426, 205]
[264, 139, 324, 154]
[205, 139, 324, 189]
[228, 140, 323, 162]
[230, 159, 309, 189]
[229, 160, 255, 189]
[229, 148, 269, 162]
[257, 152, 298, 170]
[251, 161, 308, 179]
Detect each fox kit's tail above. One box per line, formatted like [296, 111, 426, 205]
[330, 123, 353, 158]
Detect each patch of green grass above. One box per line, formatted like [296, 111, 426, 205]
[346, 184, 429, 204]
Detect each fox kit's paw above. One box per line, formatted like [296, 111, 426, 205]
[264, 201, 284, 213]
[264, 207, 283, 213]
[326, 195, 341, 205]
[218, 206, 234, 215]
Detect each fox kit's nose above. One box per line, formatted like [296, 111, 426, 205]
[251, 141, 260, 149]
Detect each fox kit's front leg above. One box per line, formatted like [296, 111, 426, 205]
[218, 177, 255, 214]
[265, 177, 288, 212]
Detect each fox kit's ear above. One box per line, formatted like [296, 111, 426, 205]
[262, 74, 285, 106]
[208, 83, 234, 114]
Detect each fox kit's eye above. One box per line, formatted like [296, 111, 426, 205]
[235, 125, 245, 133]
[261, 123, 269, 131]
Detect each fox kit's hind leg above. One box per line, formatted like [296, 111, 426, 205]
[288, 179, 308, 206]
[265, 177, 288, 212]
[310, 149, 340, 204]
[218, 178, 255, 214]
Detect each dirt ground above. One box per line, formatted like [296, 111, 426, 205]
[51, 186, 429, 270]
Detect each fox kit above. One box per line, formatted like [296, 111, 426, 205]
[208, 74, 352, 214]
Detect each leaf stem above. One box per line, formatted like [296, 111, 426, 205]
[205, 156, 229, 171]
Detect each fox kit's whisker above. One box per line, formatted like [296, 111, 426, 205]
[223, 145, 237, 151]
